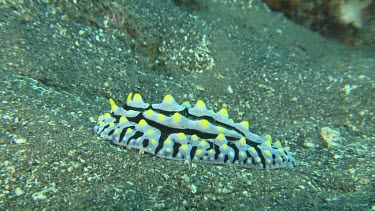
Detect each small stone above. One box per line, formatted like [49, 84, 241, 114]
[15, 187, 24, 196]
[227, 85, 233, 94]
[320, 127, 342, 148]
[13, 137, 26, 144]
[303, 141, 316, 148]
[189, 184, 197, 194]
[32, 192, 47, 201]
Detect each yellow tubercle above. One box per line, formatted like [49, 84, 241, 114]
[166, 148, 172, 153]
[177, 133, 186, 140]
[165, 138, 171, 144]
[199, 140, 207, 147]
[241, 121, 249, 128]
[200, 119, 209, 128]
[151, 139, 157, 145]
[139, 119, 147, 127]
[145, 109, 154, 116]
[217, 126, 224, 132]
[217, 133, 225, 141]
[126, 128, 133, 134]
[265, 150, 272, 156]
[219, 108, 228, 116]
[274, 141, 282, 147]
[239, 137, 246, 144]
[164, 94, 174, 102]
[191, 134, 198, 141]
[146, 130, 154, 135]
[157, 114, 165, 121]
[172, 113, 181, 122]
[196, 100, 206, 107]
[265, 134, 272, 141]
[181, 144, 188, 151]
[221, 144, 228, 150]
[119, 116, 127, 122]
[196, 149, 203, 156]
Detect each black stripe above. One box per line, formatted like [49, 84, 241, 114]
[254, 147, 266, 168]
[223, 154, 229, 163]
[172, 142, 182, 158]
[152, 107, 247, 137]
[118, 127, 128, 143]
[227, 142, 240, 163]
[214, 144, 220, 160]
[97, 124, 110, 135]
[126, 131, 143, 145]
[108, 129, 114, 136]
[190, 146, 197, 160]
[142, 139, 149, 148]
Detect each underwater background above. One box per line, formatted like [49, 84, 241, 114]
[0, 0, 374, 210]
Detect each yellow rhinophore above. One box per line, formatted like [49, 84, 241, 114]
[133, 93, 142, 102]
[109, 98, 118, 111]
[127, 93, 133, 102]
